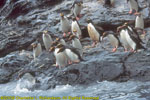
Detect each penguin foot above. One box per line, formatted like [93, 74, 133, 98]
[68, 60, 72, 65]
[79, 14, 82, 18]
[112, 48, 117, 52]
[56, 64, 59, 67]
[143, 30, 146, 34]
[76, 17, 80, 21]
[68, 32, 71, 35]
[124, 48, 128, 52]
[92, 42, 96, 47]
[130, 49, 136, 53]
[63, 33, 66, 37]
[73, 60, 80, 63]
[128, 11, 133, 14]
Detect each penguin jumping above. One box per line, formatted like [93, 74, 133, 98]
[71, 0, 83, 20]
[42, 30, 53, 51]
[31, 42, 42, 59]
[101, 31, 121, 52]
[60, 13, 71, 37]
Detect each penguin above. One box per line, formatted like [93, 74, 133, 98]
[71, 17, 82, 39]
[134, 12, 145, 34]
[55, 37, 67, 46]
[117, 25, 131, 52]
[117, 23, 145, 52]
[104, 0, 115, 7]
[31, 42, 42, 59]
[42, 30, 53, 51]
[101, 31, 121, 52]
[69, 34, 83, 56]
[123, 23, 145, 52]
[71, 0, 83, 20]
[124, 22, 144, 44]
[56, 43, 83, 64]
[87, 19, 103, 47]
[127, 0, 139, 14]
[49, 45, 68, 68]
[60, 13, 71, 37]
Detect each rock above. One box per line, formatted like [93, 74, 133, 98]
[0, 51, 31, 83]
[0, 0, 150, 90]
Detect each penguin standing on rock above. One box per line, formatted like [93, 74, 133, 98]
[42, 30, 53, 51]
[31, 42, 42, 59]
[117, 23, 145, 52]
[60, 13, 71, 37]
[71, 17, 82, 39]
[117, 25, 131, 52]
[87, 19, 103, 47]
[127, 0, 139, 14]
[69, 34, 83, 56]
[49, 45, 68, 68]
[56, 43, 84, 64]
[71, 0, 83, 20]
[101, 31, 121, 52]
[135, 12, 145, 34]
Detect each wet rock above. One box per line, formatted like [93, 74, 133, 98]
[0, 51, 32, 83]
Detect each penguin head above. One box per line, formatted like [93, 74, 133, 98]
[57, 47, 65, 53]
[31, 43, 37, 48]
[56, 37, 60, 42]
[86, 18, 92, 24]
[56, 43, 64, 48]
[127, 0, 129, 3]
[49, 46, 55, 52]
[60, 13, 64, 18]
[72, 17, 76, 21]
[69, 34, 76, 41]
[77, 2, 82, 6]
[117, 26, 124, 33]
[135, 12, 142, 17]
[51, 41, 58, 47]
[43, 30, 48, 34]
[101, 32, 108, 41]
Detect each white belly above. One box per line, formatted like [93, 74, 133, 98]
[73, 4, 82, 17]
[55, 49, 68, 67]
[72, 39, 83, 56]
[125, 30, 136, 50]
[135, 16, 144, 29]
[65, 49, 78, 61]
[61, 17, 70, 33]
[120, 30, 131, 49]
[72, 21, 82, 38]
[42, 34, 53, 51]
[107, 34, 119, 48]
[87, 23, 100, 42]
[33, 43, 42, 59]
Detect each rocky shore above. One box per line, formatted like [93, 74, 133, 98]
[0, 0, 150, 90]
